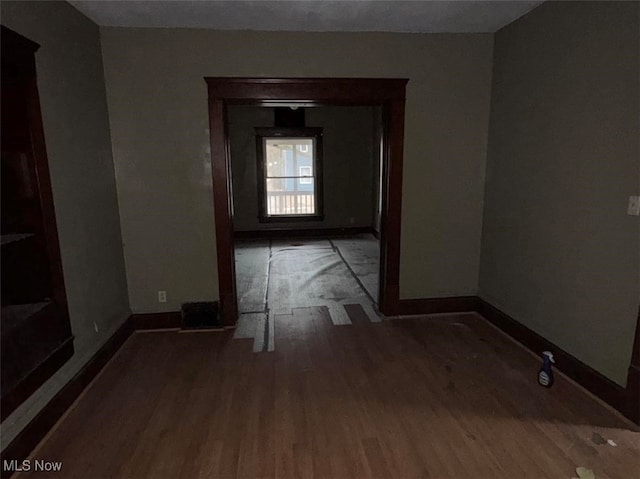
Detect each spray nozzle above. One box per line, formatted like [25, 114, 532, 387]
[542, 351, 555, 363]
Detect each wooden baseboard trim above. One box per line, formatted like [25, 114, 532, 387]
[0, 315, 134, 478]
[476, 298, 638, 424]
[234, 226, 375, 240]
[395, 296, 478, 316]
[131, 312, 182, 330]
[1, 339, 74, 422]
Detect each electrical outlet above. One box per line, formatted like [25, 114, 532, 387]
[627, 196, 640, 216]
[158, 290, 167, 303]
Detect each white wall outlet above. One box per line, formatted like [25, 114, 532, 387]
[628, 195, 640, 216]
[158, 290, 167, 303]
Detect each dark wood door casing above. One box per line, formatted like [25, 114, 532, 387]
[206, 78, 408, 325]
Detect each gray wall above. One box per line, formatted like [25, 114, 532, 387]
[479, 1, 640, 386]
[100, 28, 494, 312]
[0, 1, 130, 446]
[229, 106, 376, 231]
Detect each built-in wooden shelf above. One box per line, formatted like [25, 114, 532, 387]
[2, 301, 51, 329]
[1, 25, 73, 421]
[1, 233, 35, 246]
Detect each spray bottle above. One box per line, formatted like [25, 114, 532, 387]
[538, 351, 555, 388]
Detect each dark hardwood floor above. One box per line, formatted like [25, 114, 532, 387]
[20, 307, 639, 478]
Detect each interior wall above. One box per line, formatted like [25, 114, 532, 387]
[0, 1, 130, 447]
[229, 106, 376, 231]
[100, 28, 494, 312]
[479, 1, 640, 386]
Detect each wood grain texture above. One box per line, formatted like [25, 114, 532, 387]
[15, 307, 639, 478]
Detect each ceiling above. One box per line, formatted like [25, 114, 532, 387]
[68, 1, 544, 33]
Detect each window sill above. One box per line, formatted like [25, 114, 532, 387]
[258, 214, 325, 223]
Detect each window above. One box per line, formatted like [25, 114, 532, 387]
[256, 127, 323, 222]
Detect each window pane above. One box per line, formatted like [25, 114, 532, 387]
[265, 142, 288, 177]
[265, 178, 315, 216]
[263, 137, 316, 216]
[265, 138, 314, 178]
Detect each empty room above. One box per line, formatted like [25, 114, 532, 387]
[231, 104, 384, 348]
[1, 1, 638, 478]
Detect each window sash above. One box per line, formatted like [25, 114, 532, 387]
[255, 127, 324, 222]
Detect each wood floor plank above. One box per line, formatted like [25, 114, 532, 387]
[18, 310, 639, 479]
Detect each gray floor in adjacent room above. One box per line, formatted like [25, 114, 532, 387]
[233, 234, 380, 351]
[331, 233, 379, 300]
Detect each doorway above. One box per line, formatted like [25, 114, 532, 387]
[230, 105, 383, 342]
[205, 78, 408, 325]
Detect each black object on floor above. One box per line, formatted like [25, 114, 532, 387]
[181, 302, 221, 329]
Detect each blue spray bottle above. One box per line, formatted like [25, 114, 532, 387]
[538, 351, 555, 388]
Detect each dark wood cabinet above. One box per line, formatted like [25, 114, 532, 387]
[1, 26, 74, 420]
